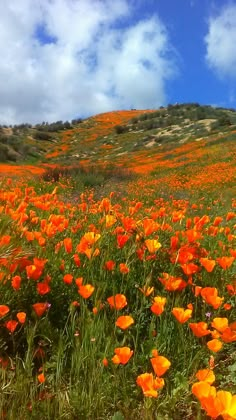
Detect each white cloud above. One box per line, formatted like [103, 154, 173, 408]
[205, 4, 236, 78]
[0, 0, 177, 124]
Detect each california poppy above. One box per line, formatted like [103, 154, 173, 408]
[145, 239, 161, 254]
[0, 305, 10, 318]
[78, 284, 94, 299]
[115, 315, 134, 330]
[16, 312, 26, 324]
[5, 320, 18, 333]
[151, 355, 171, 377]
[207, 339, 223, 352]
[211, 318, 228, 333]
[189, 322, 211, 338]
[63, 274, 73, 285]
[172, 307, 192, 323]
[199, 258, 216, 273]
[112, 347, 133, 365]
[136, 373, 164, 398]
[32, 303, 49, 317]
[107, 294, 127, 310]
[150, 296, 166, 316]
[195, 369, 215, 385]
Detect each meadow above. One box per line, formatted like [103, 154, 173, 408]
[0, 106, 235, 419]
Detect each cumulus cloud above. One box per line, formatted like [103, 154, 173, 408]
[0, 0, 177, 124]
[205, 4, 236, 78]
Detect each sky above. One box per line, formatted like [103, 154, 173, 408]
[1, 0, 236, 124]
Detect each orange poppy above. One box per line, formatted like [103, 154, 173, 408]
[221, 327, 236, 343]
[119, 263, 129, 274]
[32, 303, 49, 317]
[63, 237, 72, 253]
[195, 369, 215, 385]
[26, 265, 43, 281]
[181, 263, 199, 276]
[200, 287, 224, 309]
[145, 239, 161, 254]
[151, 355, 171, 377]
[73, 254, 81, 267]
[104, 260, 115, 271]
[78, 284, 95, 299]
[0, 305, 10, 318]
[172, 307, 192, 323]
[5, 320, 18, 333]
[199, 258, 216, 273]
[207, 339, 223, 352]
[37, 282, 50, 295]
[16, 312, 26, 324]
[189, 322, 211, 338]
[211, 318, 228, 333]
[159, 273, 187, 292]
[107, 294, 127, 310]
[136, 373, 164, 398]
[63, 274, 73, 285]
[112, 347, 133, 365]
[117, 234, 130, 248]
[150, 296, 166, 316]
[115, 315, 134, 330]
[38, 373, 45, 384]
[217, 256, 234, 270]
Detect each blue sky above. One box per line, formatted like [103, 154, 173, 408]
[0, 0, 236, 124]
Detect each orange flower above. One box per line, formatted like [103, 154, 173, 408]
[211, 318, 228, 333]
[73, 254, 81, 267]
[150, 296, 166, 316]
[26, 265, 43, 281]
[32, 303, 49, 317]
[199, 258, 216, 273]
[63, 237, 72, 253]
[181, 263, 199, 276]
[145, 239, 161, 254]
[11, 275, 22, 290]
[151, 355, 171, 377]
[38, 373, 45, 384]
[136, 373, 164, 398]
[117, 234, 130, 248]
[75, 277, 83, 287]
[221, 327, 236, 343]
[116, 315, 134, 330]
[207, 339, 223, 352]
[37, 282, 50, 295]
[78, 284, 95, 299]
[16, 312, 26, 324]
[195, 369, 215, 385]
[189, 322, 211, 338]
[217, 256, 234, 270]
[172, 307, 192, 323]
[63, 274, 73, 285]
[104, 260, 115, 271]
[159, 273, 187, 292]
[112, 347, 133, 365]
[119, 263, 129, 274]
[0, 305, 10, 318]
[107, 294, 127, 310]
[200, 287, 224, 309]
[192, 381, 216, 401]
[5, 320, 18, 333]
[102, 357, 108, 367]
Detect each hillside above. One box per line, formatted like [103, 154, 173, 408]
[0, 103, 235, 193]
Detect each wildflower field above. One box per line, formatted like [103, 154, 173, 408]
[0, 107, 236, 419]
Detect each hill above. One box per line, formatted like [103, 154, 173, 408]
[0, 103, 235, 195]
